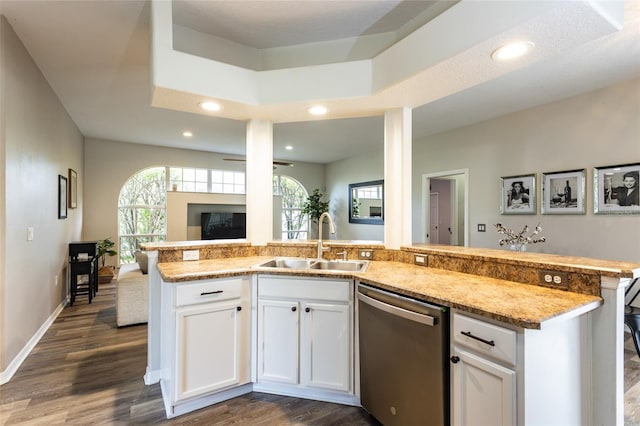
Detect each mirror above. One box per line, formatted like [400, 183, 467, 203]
[349, 180, 384, 224]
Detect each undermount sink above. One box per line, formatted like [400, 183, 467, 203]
[311, 260, 368, 272]
[257, 257, 368, 272]
[259, 258, 317, 269]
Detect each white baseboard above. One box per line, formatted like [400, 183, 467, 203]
[0, 298, 68, 385]
[144, 367, 162, 385]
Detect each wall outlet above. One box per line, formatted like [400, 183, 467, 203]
[414, 255, 428, 267]
[477, 224, 486, 232]
[358, 249, 373, 260]
[54, 275, 58, 286]
[183, 250, 200, 261]
[538, 270, 569, 288]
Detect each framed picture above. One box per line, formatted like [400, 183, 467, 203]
[58, 174, 67, 219]
[68, 168, 77, 209]
[542, 169, 585, 214]
[594, 163, 640, 214]
[500, 174, 536, 214]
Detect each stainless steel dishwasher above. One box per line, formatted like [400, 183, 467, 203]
[358, 283, 449, 426]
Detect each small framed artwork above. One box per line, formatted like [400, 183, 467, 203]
[594, 163, 640, 214]
[500, 173, 536, 214]
[68, 168, 77, 209]
[58, 174, 67, 219]
[542, 169, 586, 214]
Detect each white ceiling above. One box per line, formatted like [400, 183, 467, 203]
[1, 0, 639, 165]
[172, 0, 448, 49]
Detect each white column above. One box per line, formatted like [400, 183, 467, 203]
[144, 250, 161, 384]
[591, 276, 629, 425]
[246, 120, 273, 245]
[384, 108, 412, 249]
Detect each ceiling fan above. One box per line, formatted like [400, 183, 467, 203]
[223, 157, 294, 167]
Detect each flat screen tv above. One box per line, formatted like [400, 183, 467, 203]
[201, 212, 246, 240]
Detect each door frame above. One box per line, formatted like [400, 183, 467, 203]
[421, 169, 469, 246]
[429, 192, 440, 244]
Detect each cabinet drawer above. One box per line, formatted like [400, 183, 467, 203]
[176, 277, 249, 307]
[258, 276, 350, 302]
[453, 313, 516, 366]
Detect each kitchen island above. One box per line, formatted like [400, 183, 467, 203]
[141, 240, 639, 424]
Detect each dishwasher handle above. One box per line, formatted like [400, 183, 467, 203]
[358, 292, 436, 326]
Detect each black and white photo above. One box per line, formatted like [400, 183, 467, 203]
[58, 174, 67, 219]
[542, 169, 585, 214]
[594, 163, 640, 214]
[501, 174, 536, 214]
[69, 168, 77, 209]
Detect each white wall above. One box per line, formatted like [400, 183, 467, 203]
[84, 138, 325, 255]
[326, 149, 384, 241]
[412, 77, 640, 262]
[167, 192, 246, 241]
[1, 17, 84, 373]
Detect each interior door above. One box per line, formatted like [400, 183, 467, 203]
[430, 193, 439, 243]
[422, 170, 468, 246]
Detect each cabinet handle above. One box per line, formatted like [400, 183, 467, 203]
[461, 330, 495, 347]
[237, 306, 242, 311]
[200, 290, 223, 296]
[305, 307, 311, 313]
[450, 356, 460, 364]
[291, 306, 297, 312]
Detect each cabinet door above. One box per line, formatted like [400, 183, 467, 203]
[451, 347, 516, 426]
[300, 302, 351, 392]
[175, 299, 249, 401]
[258, 299, 300, 384]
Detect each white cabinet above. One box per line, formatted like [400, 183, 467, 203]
[175, 299, 249, 401]
[256, 275, 355, 403]
[300, 301, 351, 391]
[451, 346, 516, 426]
[451, 310, 589, 426]
[258, 298, 300, 384]
[160, 276, 252, 417]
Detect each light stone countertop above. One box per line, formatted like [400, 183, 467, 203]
[157, 256, 603, 329]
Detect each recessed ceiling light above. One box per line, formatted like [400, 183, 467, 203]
[308, 105, 328, 116]
[285, 145, 293, 150]
[199, 101, 221, 112]
[491, 41, 534, 61]
[182, 131, 193, 138]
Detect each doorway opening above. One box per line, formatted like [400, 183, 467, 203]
[421, 169, 469, 246]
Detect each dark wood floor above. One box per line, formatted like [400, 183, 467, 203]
[0, 281, 380, 425]
[3, 280, 640, 425]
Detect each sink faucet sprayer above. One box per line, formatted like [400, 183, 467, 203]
[317, 212, 336, 259]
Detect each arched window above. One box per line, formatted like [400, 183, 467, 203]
[118, 167, 167, 264]
[274, 175, 308, 240]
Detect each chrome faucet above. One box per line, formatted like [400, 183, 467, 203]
[317, 212, 336, 259]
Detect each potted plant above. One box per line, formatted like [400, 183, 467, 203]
[302, 188, 329, 239]
[97, 238, 118, 283]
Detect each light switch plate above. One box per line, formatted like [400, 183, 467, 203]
[27, 227, 34, 241]
[477, 224, 486, 232]
[183, 250, 200, 261]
